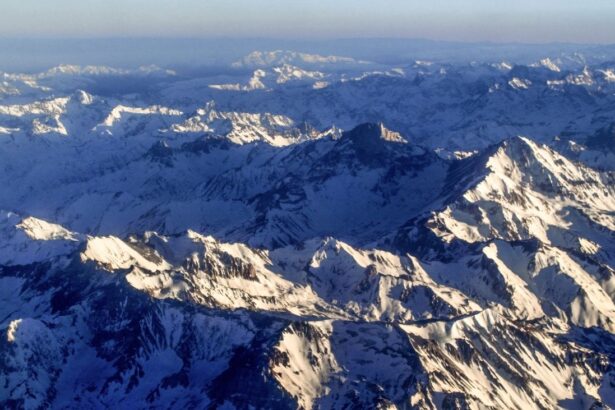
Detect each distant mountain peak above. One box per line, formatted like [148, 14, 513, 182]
[39, 64, 175, 78]
[73, 89, 94, 105]
[532, 57, 562, 72]
[344, 122, 407, 146]
[231, 50, 372, 69]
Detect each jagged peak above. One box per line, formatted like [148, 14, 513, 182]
[0, 211, 80, 243]
[450, 135, 572, 181]
[344, 122, 407, 145]
[98, 104, 183, 128]
[531, 58, 561, 73]
[81, 235, 170, 272]
[0, 212, 82, 265]
[489, 135, 590, 179]
[431, 134, 615, 249]
[141, 229, 265, 269]
[310, 236, 348, 253]
[448, 135, 614, 206]
[17, 216, 80, 242]
[73, 89, 94, 105]
[495, 135, 537, 155]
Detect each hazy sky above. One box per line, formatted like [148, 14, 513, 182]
[1, 0, 614, 43]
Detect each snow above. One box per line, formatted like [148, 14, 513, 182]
[0, 56, 615, 409]
[6, 318, 21, 343]
[76, 90, 94, 105]
[432, 137, 615, 253]
[211, 69, 268, 91]
[17, 216, 79, 241]
[566, 66, 595, 86]
[231, 50, 371, 69]
[534, 58, 561, 72]
[81, 236, 170, 272]
[165, 102, 322, 146]
[0, 126, 20, 134]
[32, 115, 68, 135]
[0, 97, 69, 117]
[600, 69, 615, 82]
[99, 105, 183, 128]
[508, 77, 532, 89]
[273, 64, 326, 84]
[0, 212, 82, 265]
[38, 64, 176, 78]
[272, 321, 338, 409]
[400, 308, 582, 409]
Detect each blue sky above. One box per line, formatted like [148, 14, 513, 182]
[1, 0, 614, 43]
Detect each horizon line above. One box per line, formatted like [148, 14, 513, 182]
[0, 36, 614, 47]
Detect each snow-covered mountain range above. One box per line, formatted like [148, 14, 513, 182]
[1, 51, 615, 409]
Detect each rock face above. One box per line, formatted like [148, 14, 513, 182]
[1, 59, 615, 409]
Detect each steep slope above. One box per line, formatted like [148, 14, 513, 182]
[393, 136, 615, 334]
[208, 123, 448, 247]
[401, 309, 611, 409]
[2, 213, 615, 409]
[0, 121, 447, 249]
[408, 137, 615, 263]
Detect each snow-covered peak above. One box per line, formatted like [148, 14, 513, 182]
[0, 212, 81, 265]
[211, 65, 329, 91]
[599, 68, 615, 82]
[423, 136, 615, 260]
[566, 65, 594, 86]
[0, 97, 70, 118]
[492, 61, 513, 71]
[210, 69, 268, 91]
[16, 216, 79, 242]
[166, 102, 325, 146]
[81, 236, 170, 272]
[532, 57, 561, 72]
[508, 77, 532, 89]
[44, 64, 114, 76]
[39, 64, 175, 78]
[94, 104, 183, 134]
[232, 50, 370, 69]
[74, 89, 94, 105]
[272, 64, 327, 84]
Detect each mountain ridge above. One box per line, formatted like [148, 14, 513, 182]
[2, 58, 615, 409]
